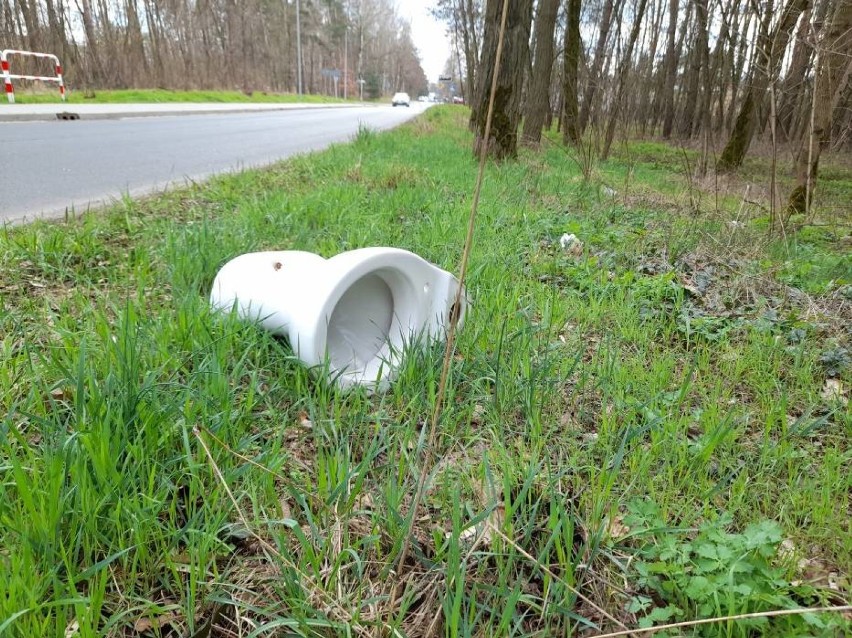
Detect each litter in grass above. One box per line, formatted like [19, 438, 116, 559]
[559, 233, 584, 256]
[210, 247, 465, 391]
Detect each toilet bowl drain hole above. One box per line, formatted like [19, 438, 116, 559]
[327, 273, 394, 372]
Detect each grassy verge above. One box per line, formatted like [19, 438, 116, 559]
[0, 88, 350, 105]
[1, 107, 849, 637]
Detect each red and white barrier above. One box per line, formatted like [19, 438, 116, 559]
[1, 49, 66, 104]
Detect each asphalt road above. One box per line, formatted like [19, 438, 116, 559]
[1, 103, 428, 224]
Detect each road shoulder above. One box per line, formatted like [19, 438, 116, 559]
[0, 101, 371, 122]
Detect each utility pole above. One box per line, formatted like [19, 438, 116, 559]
[295, 0, 303, 95]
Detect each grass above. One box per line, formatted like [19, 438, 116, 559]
[0, 87, 351, 105]
[1, 106, 850, 637]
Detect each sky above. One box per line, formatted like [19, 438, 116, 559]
[396, 1, 452, 83]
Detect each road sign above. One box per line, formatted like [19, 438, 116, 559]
[321, 68, 341, 79]
[438, 75, 452, 82]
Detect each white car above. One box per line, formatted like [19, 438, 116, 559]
[392, 92, 411, 107]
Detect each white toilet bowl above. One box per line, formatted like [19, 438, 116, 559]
[210, 248, 466, 390]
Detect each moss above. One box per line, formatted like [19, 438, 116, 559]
[717, 91, 755, 172]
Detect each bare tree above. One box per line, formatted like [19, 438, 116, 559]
[522, 0, 561, 145]
[601, 0, 651, 159]
[677, 0, 709, 139]
[433, 0, 483, 101]
[659, 0, 682, 137]
[0, 0, 426, 99]
[579, 0, 621, 131]
[636, 0, 667, 133]
[788, 0, 852, 212]
[717, 0, 810, 170]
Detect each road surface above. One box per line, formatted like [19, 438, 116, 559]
[1, 103, 428, 224]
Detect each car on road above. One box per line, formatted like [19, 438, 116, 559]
[392, 92, 411, 107]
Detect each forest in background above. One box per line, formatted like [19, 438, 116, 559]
[435, 0, 850, 217]
[0, 0, 428, 98]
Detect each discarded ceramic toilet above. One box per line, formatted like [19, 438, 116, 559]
[210, 248, 465, 390]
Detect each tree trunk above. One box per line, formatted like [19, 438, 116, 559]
[144, 0, 165, 86]
[661, 0, 688, 138]
[463, 0, 481, 102]
[77, 0, 102, 86]
[779, 10, 813, 139]
[472, 0, 534, 160]
[713, 0, 740, 133]
[562, 0, 583, 145]
[43, 0, 67, 64]
[678, 9, 704, 138]
[718, 0, 810, 171]
[706, 0, 734, 133]
[830, 65, 852, 147]
[638, 0, 666, 134]
[788, 0, 852, 212]
[726, 4, 753, 131]
[779, 0, 832, 138]
[522, 0, 560, 145]
[579, 0, 620, 131]
[694, 0, 713, 174]
[125, 0, 148, 81]
[601, 0, 651, 159]
[16, 0, 40, 50]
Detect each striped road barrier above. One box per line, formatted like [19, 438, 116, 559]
[1, 49, 66, 104]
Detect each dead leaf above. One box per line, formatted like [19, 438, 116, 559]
[447, 525, 479, 543]
[65, 620, 80, 638]
[297, 411, 313, 429]
[607, 515, 630, 539]
[133, 611, 181, 634]
[280, 497, 292, 519]
[681, 281, 703, 297]
[471, 403, 485, 425]
[798, 557, 835, 588]
[821, 379, 847, 405]
[355, 492, 375, 510]
[559, 411, 578, 430]
[50, 388, 67, 400]
[779, 538, 797, 561]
